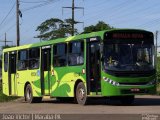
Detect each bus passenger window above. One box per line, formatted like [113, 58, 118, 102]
[53, 43, 67, 67]
[4, 53, 8, 72]
[18, 50, 28, 70]
[29, 48, 40, 69]
[68, 41, 84, 66]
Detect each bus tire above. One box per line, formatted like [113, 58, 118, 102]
[25, 84, 42, 103]
[76, 82, 88, 105]
[120, 96, 135, 105]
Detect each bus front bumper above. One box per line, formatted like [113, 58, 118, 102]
[101, 83, 156, 96]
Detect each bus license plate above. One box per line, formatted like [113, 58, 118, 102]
[131, 88, 140, 92]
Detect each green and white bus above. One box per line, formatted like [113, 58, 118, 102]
[2, 29, 156, 105]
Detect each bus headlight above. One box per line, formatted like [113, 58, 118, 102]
[103, 77, 120, 86]
[147, 79, 156, 85]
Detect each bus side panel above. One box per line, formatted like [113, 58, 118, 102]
[51, 66, 86, 97]
[17, 70, 41, 97]
[2, 71, 9, 96]
[17, 71, 28, 96]
[28, 69, 42, 97]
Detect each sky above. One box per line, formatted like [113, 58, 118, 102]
[0, 0, 160, 47]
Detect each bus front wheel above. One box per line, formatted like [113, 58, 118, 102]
[76, 82, 88, 105]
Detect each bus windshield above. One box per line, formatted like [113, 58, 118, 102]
[103, 43, 154, 72]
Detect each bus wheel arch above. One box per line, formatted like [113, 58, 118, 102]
[74, 79, 83, 97]
[24, 82, 31, 101]
[24, 82, 42, 103]
[74, 79, 88, 105]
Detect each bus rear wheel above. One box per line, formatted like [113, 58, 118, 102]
[76, 82, 88, 105]
[25, 84, 42, 103]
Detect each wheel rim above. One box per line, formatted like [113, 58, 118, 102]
[26, 88, 31, 101]
[78, 88, 85, 101]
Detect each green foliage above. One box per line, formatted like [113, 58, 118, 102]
[0, 92, 18, 102]
[157, 57, 160, 94]
[36, 18, 78, 41]
[0, 83, 18, 102]
[157, 57, 160, 83]
[83, 21, 113, 33]
[36, 18, 114, 40]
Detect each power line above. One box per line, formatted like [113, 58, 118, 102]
[0, 33, 13, 47]
[22, 0, 58, 12]
[0, 2, 16, 29]
[20, 0, 50, 4]
[135, 17, 160, 28]
[108, 2, 160, 25]
[19, 0, 61, 44]
[0, 13, 16, 32]
[82, 0, 131, 25]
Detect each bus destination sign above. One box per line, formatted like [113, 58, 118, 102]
[112, 33, 144, 39]
[104, 31, 154, 44]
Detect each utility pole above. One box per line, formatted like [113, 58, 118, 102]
[155, 31, 158, 62]
[63, 0, 84, 36]
[72, 0, 75, 36]
[16, 0, 20, 46]
[0, 33, 12, 47]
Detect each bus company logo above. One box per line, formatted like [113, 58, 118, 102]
[142, 114, 159, 120]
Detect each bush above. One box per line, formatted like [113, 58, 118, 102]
[156, 57, 160, 94]
[0, 92, 18, 102]
[0, 79, 18, 102]
[157, 57, 160, 82]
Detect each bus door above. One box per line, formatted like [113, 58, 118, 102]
[8, 51, 17, 95]
[41, 46, 51, 95]
[87, 38, 101, 95]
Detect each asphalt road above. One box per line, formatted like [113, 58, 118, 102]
[0, 95, 160, 120]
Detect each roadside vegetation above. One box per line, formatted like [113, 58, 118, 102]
[0, 80, 18, 102]
[157, 57, 160, 94]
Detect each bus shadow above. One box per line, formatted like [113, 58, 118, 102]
[132, 97, 160, 106]
[48, 97, 160, 106]
[102, 97, 160, 106]
[19, 96, 160, 106]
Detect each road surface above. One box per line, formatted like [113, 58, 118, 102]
[0, 95, 160, 120]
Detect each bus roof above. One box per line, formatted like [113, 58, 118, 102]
[3, 28, 152, 53]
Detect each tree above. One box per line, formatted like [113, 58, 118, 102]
[36, 18, 113, 40]
[83, 21, 113, 33]
[36, 18, 78, 41]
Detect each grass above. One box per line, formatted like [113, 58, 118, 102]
[0, 81, 18, 102]
[156, 57, 160, 94]
[0, 91, 18, 102]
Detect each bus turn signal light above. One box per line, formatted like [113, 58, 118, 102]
[51, 70, 54, 76]
[82, 69, 85, 74]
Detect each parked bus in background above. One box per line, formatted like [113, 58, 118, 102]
[2, 29, 156, 105]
